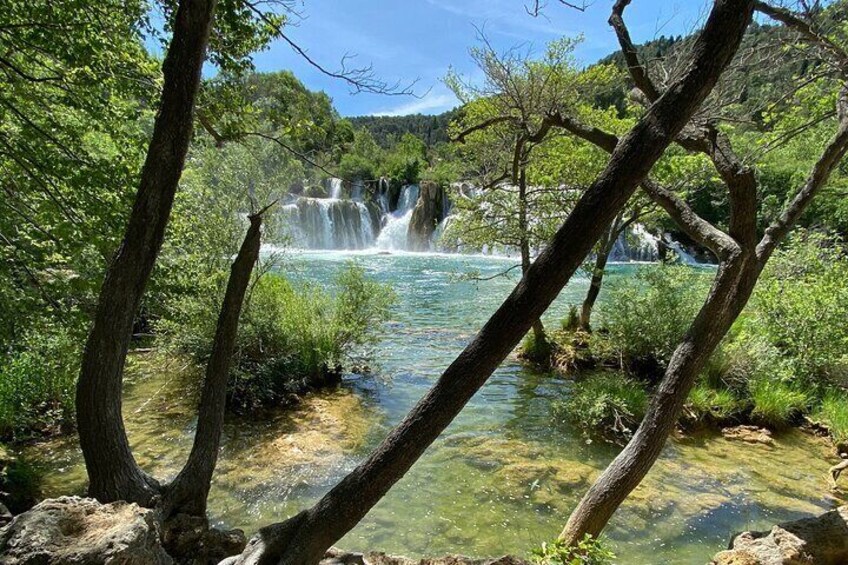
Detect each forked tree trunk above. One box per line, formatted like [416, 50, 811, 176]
[561, 250, 761, 545]
[225, 3, 753, 563]
[75, 0, 217, 506]
[161, 212, 264, 518]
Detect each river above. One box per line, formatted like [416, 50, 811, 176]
[23, 250, 840, 564]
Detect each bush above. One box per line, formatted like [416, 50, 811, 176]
[814, 391, 848, 445]
[521, 331, 553, 363]
[686, 382, 744, 423]
[159, 262, 394, 408]
[597, 265, 709, 373]
[750, 232, 848, 386]
[0, 324, 81, 439]
[531, 535, 615, 565]
[553, 372, 647, 438]
[749, 378, 810, 428]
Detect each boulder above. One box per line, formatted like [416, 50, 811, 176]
[722, 425, 775, 446]
[711, 506, 848, 564]
[407, 181, 447, 251]
[0, 496, 173, 564]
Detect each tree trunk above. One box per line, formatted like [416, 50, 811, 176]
[75, 0, 217, 506]
[161, 212, 264, 518]
[560, 250, 761, 545]
[226, 3, 753, 563]
[517, 165, 545, 341]
[579, 222, 616, 332]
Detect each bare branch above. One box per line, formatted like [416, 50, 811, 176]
[245, 1, 419, 96]
[609, 0, 660, 102]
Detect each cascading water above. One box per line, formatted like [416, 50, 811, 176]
[280, 197, 377, 250]
[610, 223, 703, 264]
[329, 178, 343, 200]
[375, 184, 419, 251]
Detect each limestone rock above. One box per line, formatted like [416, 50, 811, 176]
[0, 495, 172, 564]
[407, 181, 447, 251]
[0, 503, 11, 527]
[711, 506, 848, 564]
[722, 425, 775, 446]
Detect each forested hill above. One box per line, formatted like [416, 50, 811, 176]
[349, 110, 458, 149]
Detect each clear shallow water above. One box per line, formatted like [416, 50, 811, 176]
[23, 251, 842, 564]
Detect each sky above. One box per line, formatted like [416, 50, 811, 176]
[249, 0, 715, 117]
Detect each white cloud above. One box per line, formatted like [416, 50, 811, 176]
[371, 92, 458, 117]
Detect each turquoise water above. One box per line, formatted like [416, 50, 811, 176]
[25, 251, 840, 564]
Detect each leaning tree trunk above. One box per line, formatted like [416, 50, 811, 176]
[161, 211, 264, 518]
[560, 250, 761, 545]
[75, 0, 217, 506]
[517, 165, 545, 341]
[225, 4, 753, 563]
[579, 222, 616, 331]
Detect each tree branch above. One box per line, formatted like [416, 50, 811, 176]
[609, 0, 660, 102]
[758, 87, 848, 260]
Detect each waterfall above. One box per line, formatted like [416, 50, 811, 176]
[610, 223, 704, 264]
[375, 184, 419, 250]
[279, 197, 377, 250]
[396, 184, 420, 213]
[328, 178, 343, 199]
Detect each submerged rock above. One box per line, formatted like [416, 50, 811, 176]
[323, 548, 528, 565]
[711, 506, 848, 565]
[0, 496, 172, 564]
[722, 425, 775, 446]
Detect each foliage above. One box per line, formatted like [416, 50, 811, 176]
[383, 133, 427, 186]
[748, 378, 810, 428]
[686, 383, 744, 423]
[0, 322, 81, 440]
[815, 391, 848, 445]
[597, 266, 709, 370]
[553, 372, 648, 437]
[531, 535, 616, 565]
[747, 232, 848, 385]
[350, 111, 458, 149]
[521, 331, 553, 363]
[159, 263, 394, 409]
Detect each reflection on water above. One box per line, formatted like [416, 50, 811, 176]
[23, 251, 843, 564]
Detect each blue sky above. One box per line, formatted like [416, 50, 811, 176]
[250, 0, 714, 117]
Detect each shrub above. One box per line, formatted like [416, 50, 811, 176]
[159, 262, 394, 408]
[553, 372, 647, 438]
[749, 378, 810, 428]
[815, 391, 848, 445]
[531, 535, 615, 565]
[521, 331, 553, 363]
[597, 265, 709, 372]
[686, 382, 744, 423]
[750, 232, 848, 386]
[0, 323, 81, 439]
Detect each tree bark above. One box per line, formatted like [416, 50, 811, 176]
[517, 165, 545, 341]
[579, 219, 617, 331]
[561, 250, 761, 545]
[161, 211, 264, 518]
[226, 3, 753, 563]
[75, 0, 217, 506]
